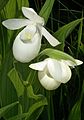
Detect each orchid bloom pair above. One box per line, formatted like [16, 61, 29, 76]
[2, 7, 60, 63]
[2, 7, 83, 90]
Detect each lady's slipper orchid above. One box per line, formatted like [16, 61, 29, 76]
[2, 7, 60, 63]
[29, 58, 83, 90]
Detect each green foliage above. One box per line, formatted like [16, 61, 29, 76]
[8, 97, 47, 120]
[40, 48, 76, 63]
[54, 18, 83, 50]
[0, 101, 19, 118]
[17, 0, 29, 10]
[8, 68, 24, 97]
[0, 0, 84, 120]
[68, 100, 81, 120]
[0, 0, 9, 10]
[68, 81, 84, 120]
[39, 0, 55, 24]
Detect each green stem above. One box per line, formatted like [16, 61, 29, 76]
[46, 91, 55, 120]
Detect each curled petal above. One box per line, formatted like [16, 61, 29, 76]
[75, 59, 83, 66]
[38, 71, 61, 90]
[13, 26, 42, 63]
[29, 61, 47, 71]
[2, 19, 32, 30]
[22, 7, 44, 25]
[47, 59, 72, 83]
[63, 59, 83, 68]
[42, 27, 60, 47]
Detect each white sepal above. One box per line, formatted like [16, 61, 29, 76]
[22, 7, 44, 25]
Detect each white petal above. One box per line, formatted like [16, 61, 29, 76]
[29, 61, 47, 71]
[75, 59, 83, 66]
[63, 59, 83, 68]
[2, 19, 32, 30]
[47, 59, 72, 83]
[22, 7, 44, 25]
[38, 71, 61, 90]
[13, 26, 42, 63]
[42, 27, 60, 47]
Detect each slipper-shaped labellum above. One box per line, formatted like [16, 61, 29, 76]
[29, 58, 83, 90]
[2, 7, 60, 63]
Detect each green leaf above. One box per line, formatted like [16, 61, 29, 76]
[40, 48, 76, 63]
[68, 81, 84, 120]
[0, 52, 18, 118]
[68, 100, 81, 120]
[8, 97, 47, 120]
[54, 18, 83, 50]
[27, 107, 44, 120]
[27, 84, 42, 100]
[8, 68, 24, 97]
[0, 0, 9, 10]
[80, 42, 84, 53]
[0, 54, 2, 67]
[4, 0, 17, 18]
[25, 97, 47, 120]
[0, 101, 19, 118]
[17, 0, 29, 10]
[39, 0, 55, 23]
[76, 20, 83, 57]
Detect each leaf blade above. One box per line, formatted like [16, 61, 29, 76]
[8, 68, 24, 97]
[40, 48, 76, 63]
[0, 101, 19, 118]
[39, 0, 55, 23]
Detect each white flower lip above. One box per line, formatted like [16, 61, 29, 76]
[20, 25, 37, 43]
[13, 25, 42, 63]
[29, 58, 83, 90]
[38, 71, 61, 90]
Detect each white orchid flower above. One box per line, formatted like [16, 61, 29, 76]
[2, 7, 60, 63]
[29, 58, 83, 90]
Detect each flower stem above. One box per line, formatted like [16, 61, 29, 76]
[46, 91, 55, 120]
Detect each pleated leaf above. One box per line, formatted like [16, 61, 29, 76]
[40, 48, 76, 63]
[17, 0, 29, 9]
[27, 84, 42, 100]
[0, 101, 19, 118]
[54, 18, 83, 50]
[8, 68, 24, 97]
[68, 100, 81, 120]
[8, 97, 47, 120]
[39, 0, 55, 23]
[0, 0, 9, 10]
[0, 52, 18, 118]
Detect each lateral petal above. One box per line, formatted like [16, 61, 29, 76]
[29, 61, 47, 71]
[2, 19, 31, 30]
[63, 59, 83, 68]
[42, 27, 60, 47]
